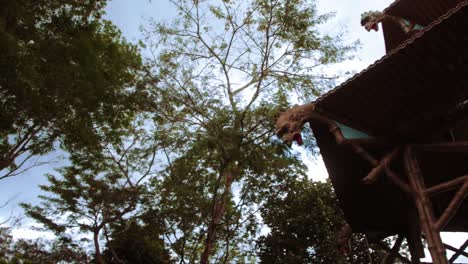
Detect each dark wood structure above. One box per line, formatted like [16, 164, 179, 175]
[287, 0, 468, 263]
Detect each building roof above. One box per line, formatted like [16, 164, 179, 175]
[311, 0, 468, 235]
[316, 0, 468, 141]
[382, 0, 466, 52]
[311, 119, 468, 234]
[384, 0, 465, 25]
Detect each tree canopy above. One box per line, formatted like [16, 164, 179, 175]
[0, 0, 405, 263]
[258, 179, 389, 264]
[143, 0, 353, 261]
[0, 0, 149, 179]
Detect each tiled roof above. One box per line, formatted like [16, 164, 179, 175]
[382, 0, 466, 51]
[311, 0, 468, 238]
[315, 0, 468, 140]
[384, 0, 465, 25]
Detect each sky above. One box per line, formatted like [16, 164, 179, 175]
[1, 0, 467, 262]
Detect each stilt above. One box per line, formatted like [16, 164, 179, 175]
[404, 146, 448, 264]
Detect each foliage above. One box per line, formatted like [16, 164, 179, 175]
[1, 0, 391, 263]
[0, 0, 148, 179]
[20, 121, 159, 263]
[258, 179, 389, 264]
[102, 220, 172, 264]
[142, 0, 354, 262]
[0, 229, 88, 264]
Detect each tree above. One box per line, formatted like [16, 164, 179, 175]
[143, 0, 354, 262]
[0, 229, 88, 264]
[21, 171, 138, 264]
[0, 0, 148, 179]
[21, 121, 159, 264]
[102, 220, 172, 264]
[258, 179, 389, 264]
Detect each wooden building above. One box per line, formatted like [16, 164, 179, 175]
[277, 0, 468, 263]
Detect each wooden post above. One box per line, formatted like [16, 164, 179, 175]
[426, 175, 468, 196]
[404, 146, 448, 264]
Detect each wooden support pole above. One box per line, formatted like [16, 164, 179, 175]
[426, 175, 468, 196]
[421, 235, 468, 260]
[383, 167, 413, 196]
[448, 239, 468, 264]
[404, 147, 448, 264]
[417, 141, 468, 152]
[304, 109, 412, 195]
[349, 143, 412, 194]
[362, 147, 401, 184]
[407, 209, 425, 260]
[435, 181, 468, 231]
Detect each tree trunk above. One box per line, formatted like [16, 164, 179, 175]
[200, 167, 236, 264]
[104, 225, 125, 264]
[93, 230, 106, 264]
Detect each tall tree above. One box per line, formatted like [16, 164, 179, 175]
[258, 179, 389, 264]
[0, 229, 88, 264]
[21, 121, 159, 264]
[101, 220, 172, 264]
[144, 0, 354, 262]
[0, 0, 148, 179]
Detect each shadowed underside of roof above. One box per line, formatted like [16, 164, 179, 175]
[310, 0, 468, 237]
[316, 0, 468, 141]
[310, 120, 468, 234]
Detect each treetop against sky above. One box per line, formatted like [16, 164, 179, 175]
[0, 0, 390, 231]
[1, 1, 467, 263]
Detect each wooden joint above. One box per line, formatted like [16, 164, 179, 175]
[435, 181, 468, 231]
[362, 147, 401, 184]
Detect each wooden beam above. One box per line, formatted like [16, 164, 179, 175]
[435, 181, 468, 231]
[362, 147, 401, 184]
[448, 239, 468, 264]
[417, 141, 468, 152]
[349, 143, 412, 194]
[421, 235, 468, 259]
[426, 175, 468, 196]
[405, 147, 448, 264]
[304, 109, 412, 195]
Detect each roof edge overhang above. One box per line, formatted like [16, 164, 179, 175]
[314, 0, 468, 139]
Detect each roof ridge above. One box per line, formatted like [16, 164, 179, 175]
[315, 0, 468, 104]
[383, 0, 404, 14]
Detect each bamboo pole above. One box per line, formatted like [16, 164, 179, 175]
[304, 109, 412, 194]
[350, 141, 412, 194]
[404, 147, 448, 264]
[426, 175, 468, 196]
[362, 147, 401, 184]
[421, 235, 468, 260]
[435, 181, 468, 231]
